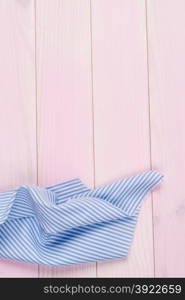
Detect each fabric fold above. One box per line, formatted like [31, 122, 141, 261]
[0, 170, 163, 266]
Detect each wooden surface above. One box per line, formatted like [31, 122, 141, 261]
[0, 0, 184, 277]
[0, 0, 37, 277]
[92, 0, 153, 277]
[147, 0, 185, 277]
[36, 0, 95, 278]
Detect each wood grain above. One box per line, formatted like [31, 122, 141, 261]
[1, 0, 183, 278]
[36, 0, 96, 277]
[147, 0, 185, 277]
[0, 0, 37, 277]
[91, 0, 154, 277]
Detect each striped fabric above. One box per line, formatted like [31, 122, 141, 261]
[0, 170, 163, 266]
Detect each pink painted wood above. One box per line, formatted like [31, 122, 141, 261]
[0, 0, 184, 278]
[91, 0, 154, 277]
[0, 0, 38, 277]
[147, 0, 185, 277]
[36, 0, 96, 277]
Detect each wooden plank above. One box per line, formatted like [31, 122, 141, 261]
[147, 0, 185, 277]
[0, 0, 37, 277]
[91, 0, 154, 277]
[36, 0, 96, 277]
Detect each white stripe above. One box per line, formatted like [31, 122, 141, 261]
[0, 170, 163, 265]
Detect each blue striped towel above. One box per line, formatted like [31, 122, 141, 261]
[0, 170, 163, 266]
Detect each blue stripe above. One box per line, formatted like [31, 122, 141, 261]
[0, 170, 163, 266]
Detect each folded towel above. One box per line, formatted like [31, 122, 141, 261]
[0, 170, 163, 266]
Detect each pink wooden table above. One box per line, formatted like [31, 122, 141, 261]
[0, 0, 185, 278]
